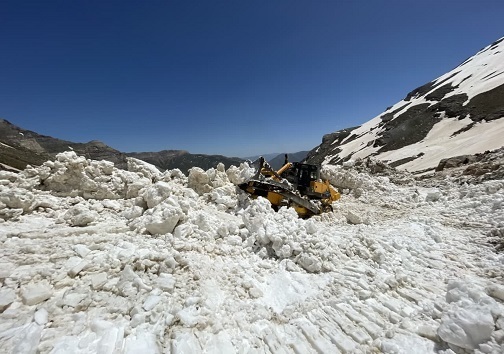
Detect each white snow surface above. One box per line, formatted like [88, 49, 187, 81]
[323, 37, 504, 172]
[379, 117, 504, 173]
[0, 152, 503, 353]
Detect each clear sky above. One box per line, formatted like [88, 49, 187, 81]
[1, 0, 503, 157]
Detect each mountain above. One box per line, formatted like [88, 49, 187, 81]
[126, 150, 244, 173]
[242, 151, 310, 170]
[306, 37, 504, 173]
[0, 119, 243, 173]
[268, 151, 310, 170]
[243, 153, 281, 162]
[0, 119, 128, 170]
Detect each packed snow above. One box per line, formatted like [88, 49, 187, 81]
[0, 152, 503, 353]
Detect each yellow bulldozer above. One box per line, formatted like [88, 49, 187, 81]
[239, 156, 340, 218]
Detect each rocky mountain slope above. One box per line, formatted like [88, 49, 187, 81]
[0, 119, 243, 172]
[306, 37, 504, 174]
[0, 119, 129, 170]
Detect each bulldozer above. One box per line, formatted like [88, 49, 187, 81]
[238, 155, 340, 218]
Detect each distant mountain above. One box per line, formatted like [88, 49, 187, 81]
[243, 153, 281, 162]
[268, 151, 310, 170]
[127, 150, 244, 173]
[0, 119, 128, 170]
[242, 151, 310, 170]
[306, 37, 504, 173]
[0, 119, 243, 173]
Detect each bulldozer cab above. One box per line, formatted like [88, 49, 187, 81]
[297, 163, 319, 187]
[282, 162, 320, 192]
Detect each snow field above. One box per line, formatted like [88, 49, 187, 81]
[0, 152, 503, 353]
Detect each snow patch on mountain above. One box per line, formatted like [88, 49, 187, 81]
[437, 37, 504, 102]
[379, 117, 504, 172]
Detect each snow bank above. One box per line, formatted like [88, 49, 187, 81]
[16, 151, 155, 200]
[321, 161, 398, 198]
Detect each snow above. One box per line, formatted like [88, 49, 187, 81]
[436, 37, 504, 102]
[20, 282, 53, 306]
[377, 117, 504, 172]
[438, 281, 499, 350]
[0, 151, 503, 353]
[0, 142, 14, 149]
[325, 116, 382, 165]
[0, 288, 16, 311]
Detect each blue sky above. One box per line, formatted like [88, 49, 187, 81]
[1, 0, 503, 157]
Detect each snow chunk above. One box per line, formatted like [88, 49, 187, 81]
[176, 305, 206, 327]
[124, 332, 160, 354]
[0, 170, 18, 183]
[188, 167, 213, 195]
[143, 295, 161, 311]
[486, 284, 504, 301]
[156, 273, 176, 292]
[64, 204, 98, 226]
[21, 282, 53, 305]
[121, 205, 144, 220]
[226, 162, 255, 185]
[297, 254, 322, 273]
[188, 166, 230, 195]
[34, 308, 49, 325]
[425, 189, 442, 202]
[209, 184, 238, 210]
[0, 288, 16, 311]
[68, 260, 89, 278]
[73, 244, 91, 258]
[138, 198, 185, 235]
[346, 210, 370, 225]
[438, 281, 499, 350]
[0, 186, 35, 212]
[12, 323, 43, 354]
[127, 157, 161, 181]
[142, 181, 174, 209]
[90, 272, 108, 290]
[438, 304, 494, 349]
[93, 323, 125, 353]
